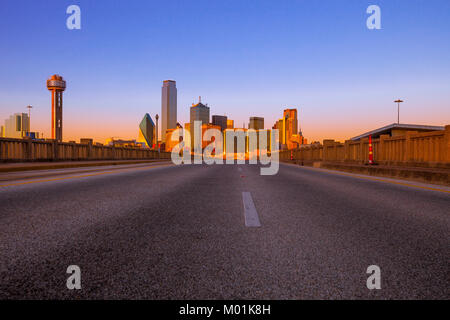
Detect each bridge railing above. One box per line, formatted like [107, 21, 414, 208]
[0, 138, 170, 162]
[279, 125, 450, 167]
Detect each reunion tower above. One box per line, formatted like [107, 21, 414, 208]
[46, 75, 66, 142]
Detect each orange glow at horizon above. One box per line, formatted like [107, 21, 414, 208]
[31, 116, 448, 145]
[10, 98, 449, 144]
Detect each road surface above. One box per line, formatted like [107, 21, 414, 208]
[0, 162, 448, 299]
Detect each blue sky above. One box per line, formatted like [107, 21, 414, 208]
[0, 0, 449, 142]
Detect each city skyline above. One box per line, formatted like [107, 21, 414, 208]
[1, 0, 449, 143]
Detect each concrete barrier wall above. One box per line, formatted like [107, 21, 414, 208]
[0, 138, 171, 162]
[2, 125, 448, 165]
[280, 125, 450, 167]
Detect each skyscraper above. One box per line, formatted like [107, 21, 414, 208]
[212, 115, 227, 132]
[47, 74, 66, 142]
[190, 98, 210, 129]
[283, 109, 298, 142]
[249, 117, 264, 130]
[278, 118, 286, 145]
[2, 113, 29, 139]
[274, 108, 306, 149]
[161, 80, 177, 142]
[138, 113, 156, 148]
[190, 97, 210, 149]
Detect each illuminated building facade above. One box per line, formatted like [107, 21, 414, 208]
[165, 123, 183, 152]
[105, 138, 142, 148]
[272, 108, 307, 149]
[2, 113, 30, 138]
[224, 128, 248, 156]
[200, 123, 221, 150]
[161, 80, 177, 142]
[283, 109, 298, 144]
[190, 99, 210, 126]
[190, 98, 210, 148]
[46, 75, 66, 142]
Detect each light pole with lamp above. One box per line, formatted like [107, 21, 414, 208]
[394, 99, 404, 124]
[155, 114, 159, 152]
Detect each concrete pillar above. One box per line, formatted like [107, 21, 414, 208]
[26, 139, 33, 161]
[71, 142, 76, 160]
[414, 138, 422, 161]
[428, 137, 433, 162]
[359, 138, 366, 162]
[4, 141, 9, 160]
[344, 140, 351, 161]
[434, 135, 439, 161]
[45, 141, 50, 160]
[386, 139, 393, 161]
[431, 137, 436, 162]
[87, 141, 93, 160]
[419, 137, 424, 162]
[405, 132, 412, 163]
[408, 131, 418, 163]
[443, 125, 450, 162]
[52, 141, 58, 161]
[358, 140, 363, 162]
[323, 140, 334, 161]
[335, 142, 341, 160]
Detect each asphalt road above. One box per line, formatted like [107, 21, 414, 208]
[0, 162, 448, 299]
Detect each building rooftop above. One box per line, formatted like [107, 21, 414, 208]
[351, 123, 445, 141]
[191, 102, 209, 109]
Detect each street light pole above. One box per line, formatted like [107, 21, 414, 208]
[155, 114, 159, 152]
[394, 99, 403, 124]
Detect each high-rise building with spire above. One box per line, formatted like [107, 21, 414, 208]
[190, 96, 210, 129]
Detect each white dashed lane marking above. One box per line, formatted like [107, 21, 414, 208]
[242, 192, 261, 227]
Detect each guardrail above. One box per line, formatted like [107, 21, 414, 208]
[0, 138, 171, 162]
[280, 125, 450, 167]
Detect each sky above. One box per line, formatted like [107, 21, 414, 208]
[0, 0, 449, 143]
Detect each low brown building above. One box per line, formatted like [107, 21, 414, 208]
[351, 123, 445, 141]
